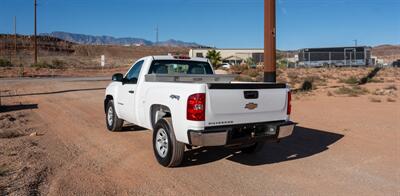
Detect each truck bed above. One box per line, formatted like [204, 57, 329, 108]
[145, 74, 236, 83]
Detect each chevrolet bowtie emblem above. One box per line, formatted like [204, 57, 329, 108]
[245, 102, 258, 110]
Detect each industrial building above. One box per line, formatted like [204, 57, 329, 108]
[298, 46, 372, 67]
[189, 48, 264, 65]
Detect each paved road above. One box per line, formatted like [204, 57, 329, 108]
[0, 76, 109, 82]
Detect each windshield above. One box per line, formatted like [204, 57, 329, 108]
[148, 60, 213, 75]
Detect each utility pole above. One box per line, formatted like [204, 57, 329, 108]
[34, 0, 38, 64]
[354, 39, 357, 47]
[155, 25, 159, 45]
[264, 0, 276, 83]
[14, 16, 17, 57]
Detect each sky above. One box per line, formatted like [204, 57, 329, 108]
[0, 0, 399, 50]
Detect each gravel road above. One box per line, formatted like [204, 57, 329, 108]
[0, 77, 398, 195]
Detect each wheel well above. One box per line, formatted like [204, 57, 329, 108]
[104, 95, 113, 113]
[150, 105, 171, 130]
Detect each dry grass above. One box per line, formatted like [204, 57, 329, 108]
[235, 75, 254, 82]
[387, 97, 396, 102]
[0, 165, 7, 176]
[339, 76, 359, 85]
[384, 84, 397, 91]
[335, 86, 369, 97]
[369, 97, 382, 103]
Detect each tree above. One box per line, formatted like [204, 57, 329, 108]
[206, 49, 222, 69]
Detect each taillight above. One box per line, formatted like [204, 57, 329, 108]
[287, 91, 292, 115]
[187, 93, 205, 121]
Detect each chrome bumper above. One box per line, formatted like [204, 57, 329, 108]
[188, 121, 296, 147]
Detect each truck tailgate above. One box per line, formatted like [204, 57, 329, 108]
[205, 83, 289, 126]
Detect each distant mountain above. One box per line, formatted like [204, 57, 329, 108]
[41, 31, 204, 47]
[157, 39, 202, 47]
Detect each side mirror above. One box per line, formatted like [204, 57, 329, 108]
[112, 73, 123, 82]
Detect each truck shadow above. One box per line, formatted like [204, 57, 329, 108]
[120, 124, 148, 132]
[180, 126, 344, 167]
[0, 104, 39, 113]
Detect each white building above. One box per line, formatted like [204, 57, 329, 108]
[189, 48, 264, 65]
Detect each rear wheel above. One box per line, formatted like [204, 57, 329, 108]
[153, 117, 184, 167]
[106, 100, 123, 131]
[241, 142, 265, 154]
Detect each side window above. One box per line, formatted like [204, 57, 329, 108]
[125, 60, 144, 84]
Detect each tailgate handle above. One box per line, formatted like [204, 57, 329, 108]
[244, 91, 258, 99]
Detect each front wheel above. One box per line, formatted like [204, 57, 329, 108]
[105, 100, 124, 131]
[153, 118, 185, 167]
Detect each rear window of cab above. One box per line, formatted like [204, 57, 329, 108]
[148, 60, 213, 75]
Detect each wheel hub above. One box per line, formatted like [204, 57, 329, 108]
[107, 107, 114, 126]
[156, 128, 169, 158]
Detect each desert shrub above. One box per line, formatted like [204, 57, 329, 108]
[0, 165, 7, 176]
[255, 75, 263, 82]
[359, 67, 382, 85]
[287, 71, 301, 86]
[300, 80, 313, 91]
[51, 59, 66, 69]
[235, 75, 253, 82]
[387, 97, 396, 102]
[0, 59, 13, 67]
[31, 61, 51, 69]
[339, 76, 359, 85]
[384, 85, 397, 91]
[230, 64, 249, 73]
[369, 97, 382, 103]
[367, 78, 384, 83]
[335, 86, 369, 97]
[31, 60, 65, 69]
[244, 69, 260, 78]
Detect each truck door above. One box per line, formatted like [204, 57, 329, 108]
[117, 60, 144, 123]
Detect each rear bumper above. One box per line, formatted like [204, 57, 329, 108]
[188, 120, 296, 146]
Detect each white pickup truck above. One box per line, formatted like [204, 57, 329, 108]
[104, 55, 295, 167]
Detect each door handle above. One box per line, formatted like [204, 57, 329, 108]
[128, 90, 134, 94]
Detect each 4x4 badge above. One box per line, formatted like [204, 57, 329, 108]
[245, 102, 258, 110]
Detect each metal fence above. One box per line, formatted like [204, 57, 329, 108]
[297, 52, 372, 67]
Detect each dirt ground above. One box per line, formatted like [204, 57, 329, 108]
[0, 68, 399, 195]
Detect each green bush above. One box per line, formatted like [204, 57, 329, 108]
[0, 59, 13, 67]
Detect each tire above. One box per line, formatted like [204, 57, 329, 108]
[106, 100, 123, 131]
[241, 142, 265, 154]
[153, 117, 185, 167]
